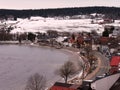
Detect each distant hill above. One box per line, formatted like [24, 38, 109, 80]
[0, 6, 120, 19]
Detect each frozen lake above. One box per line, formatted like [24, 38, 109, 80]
[0, 45, 70, 90]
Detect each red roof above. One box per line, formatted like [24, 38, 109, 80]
[77, 37, 84, 44]
[110, 56, 120, 66]
[99, 37, 109, 44]
[69, 38, 75, 43]
[50, 82, 77, 90]
[50, 86, 76, 90]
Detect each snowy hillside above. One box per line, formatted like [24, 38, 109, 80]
[1, 17, 102, 34]
[2, 16, 120, 34]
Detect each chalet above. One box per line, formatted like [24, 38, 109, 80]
[110, 56, 120, 74]
[50, 82, 79, 90]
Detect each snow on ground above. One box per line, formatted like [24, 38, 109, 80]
[106, 22, 120, 27]
[1, 17, 120, 34]
[2, 17, 105, 34]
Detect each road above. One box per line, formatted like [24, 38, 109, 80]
[91, 51, 110, 80]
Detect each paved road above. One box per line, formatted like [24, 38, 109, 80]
[91, 51, 110, 80]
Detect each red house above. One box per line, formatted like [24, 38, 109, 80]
[99, 37, 109, 45]
[110, 56, 120, 74]
[50, 82, 78, 90]
[77, 36, 84, 45]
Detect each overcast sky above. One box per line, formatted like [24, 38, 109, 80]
[0, 0, 120, 9]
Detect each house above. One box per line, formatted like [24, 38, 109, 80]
[104, 25, 114, 34]
[77, 35, 84, 44]
[99, 37, 109, 45]
[112, 29, 119, 38]
[50, 74, 120, 90]
[110, 56, 120, 74]
[110, 77, 120, 90]
[112, 26, 120, 38]
[50, 82, 79, 90]
[103, 19, 114, 24]
[0, 17, 5, 23]
[7, 15, 15, 21]
[91, 73, 120, 90]
[98, 19, 114, 24]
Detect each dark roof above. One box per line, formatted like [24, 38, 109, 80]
[53, 82, 72, 88]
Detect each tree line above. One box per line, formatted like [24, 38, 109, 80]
[0, 6, 120, 19]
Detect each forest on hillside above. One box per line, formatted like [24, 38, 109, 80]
[0, 6, 120, 19]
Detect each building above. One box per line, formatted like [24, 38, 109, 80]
[110, 77, 120, 90]
[91, 73, 120, 90]
[110, 56, 120, 74]
[110, 26, 120, 38]
[50, 82, 79, 90]
[99, 37, 110, 45]
[7, 15, 15, 21]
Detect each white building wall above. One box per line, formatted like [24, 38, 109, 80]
[91, 73, 120, 90]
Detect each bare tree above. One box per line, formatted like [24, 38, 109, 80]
[88, 54, 97, 72]
[56, 61, 77, 83]
[77, 59, 87, 82]
[88, 54, 97, 66]
[84, 44, 92, 57]
[25, 73, 46, 90]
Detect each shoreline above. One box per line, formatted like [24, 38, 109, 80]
[0, 41, 81, 63]
[0, 41, 100, 77]
[0, 41, 102, 89]
[0, 42, 84, 88]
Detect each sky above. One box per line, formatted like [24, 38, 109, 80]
[0, 0, 120, 9]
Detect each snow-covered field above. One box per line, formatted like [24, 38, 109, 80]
[1, 16, 120, 35]
[0, 45, 71, 90]
[3, 17, 105, 34]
